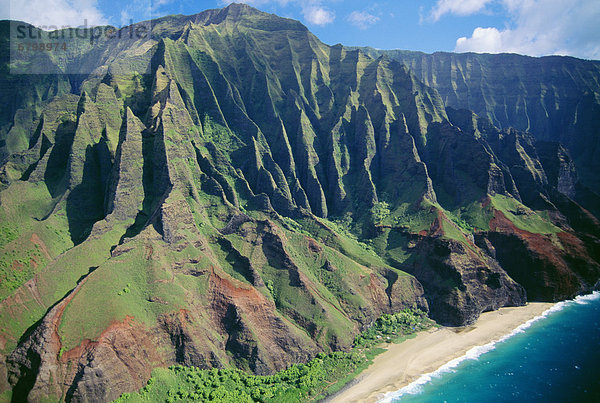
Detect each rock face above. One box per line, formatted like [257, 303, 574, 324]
[477, 210, 600, 302]
[404, 235, 526, 326]
[0, 4, 599, 401]
[360, 49, 600, 194]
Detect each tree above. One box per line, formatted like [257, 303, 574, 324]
[371, 202, 390, 224]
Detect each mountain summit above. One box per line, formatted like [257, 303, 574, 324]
[156, 3, 308, 32]
[0, 5, 599, 401]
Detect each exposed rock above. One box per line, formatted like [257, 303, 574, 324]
[484, 129, 552, 210]
[404, 235, 526, 326]
[8, 279, 86, 401]
[371, 50, 600, 194]
[536, 141, 577, 199]
[476, 210, 600, 301]
[424, 122, 512, 206]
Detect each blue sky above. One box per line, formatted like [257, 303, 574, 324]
[3, 0, 600, 60]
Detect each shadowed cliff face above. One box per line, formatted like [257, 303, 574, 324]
[0, 4, 599, 401]
[359, 49, 600, 194]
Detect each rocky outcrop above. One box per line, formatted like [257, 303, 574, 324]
[8, 278, 90, 401]
[536, 141, 578, 199]
[424, 122, 514, 206]
[366, 50, 600, 194]
[60, 318, 164, 403]
[476, 210, 600, 302]
[484, 129, 552, 210]
[399, 232, 526, 326]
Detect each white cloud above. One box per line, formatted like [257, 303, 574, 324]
[455, 27, 504, 52]
[3, 0, 107, 27]
[120, 9, 132, 27]
[454, 0, 600, 59]
[347, 10, 379, 30]
[303, 5, 335, 26]
[153, 0, 173, 8]
[429, 0, 493, 22]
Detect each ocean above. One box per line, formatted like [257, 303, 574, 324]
[382, 292, 600, 402]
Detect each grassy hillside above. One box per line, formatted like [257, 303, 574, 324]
[0, 4, 598, 401]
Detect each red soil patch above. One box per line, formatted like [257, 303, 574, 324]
[144, 244, 153, 260]
[366, 273, 388, 311]
[489, 210, 568, 269]
[556, 231, 589, 257]
[431, 210, 478, 249]
[10, 261, 24, 272]
[209, 266, 262, 301]
[60, 315, 136, 362]
[30, 233, 51, 260]
[429, 210, 444, 237]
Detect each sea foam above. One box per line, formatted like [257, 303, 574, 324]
[378, 291, 599, 402]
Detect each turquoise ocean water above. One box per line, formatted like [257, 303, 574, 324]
[382, 292, 600, 402]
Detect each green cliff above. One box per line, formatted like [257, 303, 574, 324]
[358, 48, 600, 194]
[0, 4, 599, 401]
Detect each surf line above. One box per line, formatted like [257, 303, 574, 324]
[378, 291, 600, 402]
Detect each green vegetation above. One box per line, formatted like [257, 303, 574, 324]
[450, 201, 494, 233]
[0, 222, 18, 248]
[0, 244, 44, 299]
[329, 212, 355, 238]
[56, 230, 210, 351]
[116, 309, 433, 402]
[116, 354, 363, 403]
[490, 195, 560, 234]
[370, 201, 390, 224]
[0, 5, 597, 401]
[445, 211, 475, 233]
[354, 309, 433, 348]
[389, 201, 438, 233]
[200, 117, 242, 154]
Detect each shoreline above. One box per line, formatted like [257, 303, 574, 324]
[327, 302, 555, 403]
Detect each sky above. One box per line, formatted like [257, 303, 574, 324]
[3, 0, 600, 60]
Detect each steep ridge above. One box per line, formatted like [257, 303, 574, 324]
[0, 4, 598, 400]
[358, 48, 600, 196]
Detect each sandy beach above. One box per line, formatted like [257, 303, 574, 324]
[329, 303, 555, 403]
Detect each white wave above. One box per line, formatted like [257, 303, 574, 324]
[573, 291, 600, 304]
[378, 291, 599, 403]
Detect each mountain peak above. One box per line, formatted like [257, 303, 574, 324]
[223, 2, 257, 12]
[219, 2, 262, 18]
[189, 2, 308, 32]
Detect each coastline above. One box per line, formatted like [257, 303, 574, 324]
[327, 302, 554, 403]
